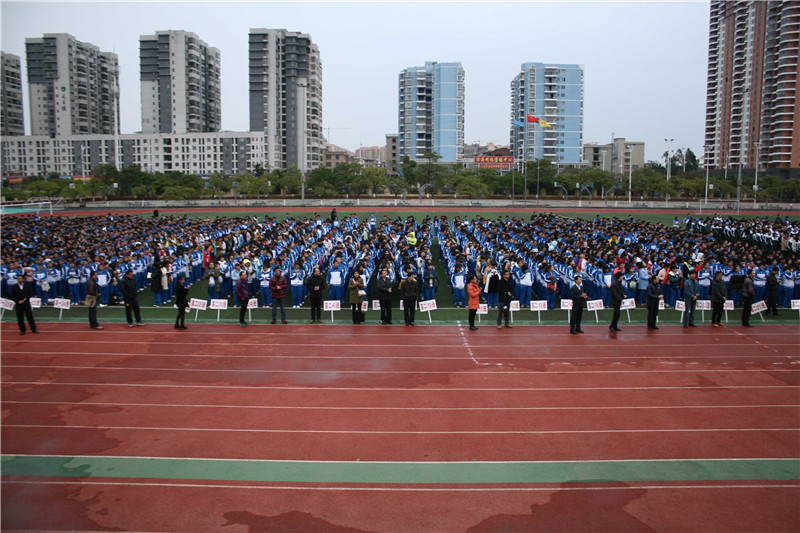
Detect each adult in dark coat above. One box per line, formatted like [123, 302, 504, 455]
[234, 271, 250, 327]
[570, 275, 588, 334]
[174, 274, 189, 330]
[766, 267, 780, 316]
[646, 278, 664, 330]
[710, 271, 727, 327]
[305, 266, 326, 323]
[86, 271, 103, 329]
[375, 268, 393, 325]
[269, 267, 289, 324]
[401, 272, 419, 326]
[121, 270, 143, 327]
[682, 270, 699, 328]
[741, 269, 755, 327]
[609, 271, 624, 332]
[10, 274, 37, 335]
[496, 270, 514, 329]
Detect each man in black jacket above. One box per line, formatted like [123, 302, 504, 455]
[121, 270, 144, 327]
[10, 274, 37, 335]
[646, 277, 664, 330]
[305, 266, 326, 323]
[570, 275, 588, 334]
[174, 274, 188, 330]
[496, 270, 514, 329]
[711, 271, 727, 327]
[401, 272, 419, 326]
[609, 271, 624, 332]
[766, 267, 780, 316]
[741, 269, 755, 328]
[376, 268, 393, 325]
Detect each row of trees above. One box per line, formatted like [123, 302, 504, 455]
[3, 151, 798, 202]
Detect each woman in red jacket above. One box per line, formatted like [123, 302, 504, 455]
[466, 274, 482, 331]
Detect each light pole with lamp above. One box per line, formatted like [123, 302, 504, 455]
[704, 144, 712, 205]
[664, 138, 673, 206]
[753, 141, 761, 208]
[625, 144, 633, 204]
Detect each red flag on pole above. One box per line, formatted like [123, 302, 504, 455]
[526, 115, 540, 123]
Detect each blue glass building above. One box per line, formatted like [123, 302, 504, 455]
[510, 63, 584, 163]
[398, 61, 464, 163]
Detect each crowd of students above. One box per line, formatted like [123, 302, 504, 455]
[2, 210, 798, 329]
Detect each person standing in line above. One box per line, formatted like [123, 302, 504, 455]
[376, 268, 393, 325]
[682, 270, 699, 328]
[609, 271, 624, 332]
[741, 269, 755, 328]
[85, 271, 103, 330]
[269, 267, 289, 324]
[234, 271, 250, 327]
[570, 274, 588, 335]
[348, 270, 366, 324]
[121, 270, 144, 327]
[496, 270, 514, 329]
[306, 266, 325, 323]
[646, 276, 664, 330]
[401, 271, 419, 326]
[710, 270, 727, 328]
[174, 274, 188, 330]
[766, 267, 780, 316]
[467, 274, 481, 331]
[11, 274, 37, 335]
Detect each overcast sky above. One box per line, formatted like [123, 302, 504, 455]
[2, 0, 710, 161]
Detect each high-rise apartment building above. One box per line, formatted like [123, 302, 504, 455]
[140, 30, 221, 134]
[248, 28, 322, 173]
[1, 52, 24, 136]
[398, 61, 464, 163]
[705, 0, 799, 173]
[25, 33, 119, 137]
[510, 62, 584, 163]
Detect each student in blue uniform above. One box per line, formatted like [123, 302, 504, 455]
[289, 262, 306, 308]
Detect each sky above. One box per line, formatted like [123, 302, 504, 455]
[1, 0, 711, 162]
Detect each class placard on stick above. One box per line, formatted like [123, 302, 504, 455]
[419, 299, 437, 322]
[324, 300, 341, 322]
[53, 298, 71, 320]
[529, 300, 548, 323]
[586, 299, 604, 323]
[620, 298, 635, 323]
[209, 298, 228, 322]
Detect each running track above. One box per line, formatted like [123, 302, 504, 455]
[2, 322, 799, 532]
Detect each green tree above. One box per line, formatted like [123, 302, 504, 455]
[453, 170, 489, 199]
[362, 166, 388, 195]
[159, 186, 196, 201]
[400, 156, 419, 191]
[684, 148, 699, 172]
[525, 159, 557, 197]
[117, 165, 147, 196]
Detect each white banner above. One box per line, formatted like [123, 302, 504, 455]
[372, 300, 381, 310]
[53, 298, 71, 310]
[247, 298, 258, 309]
[723, 300, 735, 310]
[419, 299, 437, 312]
[0, 298, 14, 310]
[586, 299, 604, 311]
[675, 300, 686, 312]
[324, 300, 341, 311]
[696, 300, 712, 311]
[477, 303, 488, 315]
[560, 299, 573, 310]
[209, 299, 228, 310]
[189, 298, 207, 310]
[658, 300, 665, 310]
[509, 300, 520, 312]
[620, 298, 636, 310]
[29, 297, 42, 309]
[530, 300, 548, 311]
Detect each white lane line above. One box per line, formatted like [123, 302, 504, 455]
[3, 350, 799, 361]
[4, 400, 798, 411]
[4, 480, 799, 492]
[4, 381, 797, 391]
[6, 424, 799, 435]
[4, 364, 798, 374]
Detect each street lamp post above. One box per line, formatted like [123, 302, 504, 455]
[753, 141, 761, 208]
[664, 138, 673, 206]
[736, 154, 742, 215]
[704, 144, 712, 205]
[626, 144, 633, 204]
[536, 159, 540, 200]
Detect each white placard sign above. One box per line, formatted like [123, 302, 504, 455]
[372, 300, 381, 310]
[560, 299, 573, 310]
[587, 299, 604, 311]
[324, 299, 340, 322]
[530, 300, 548, 311]
[0, 298, 14, 311]
[247, 298, 258, 309]
[477, 303, 488, 315]
[675, 300, 686, 312]
[29, 297, 41, 309]
[510, 300, 520, 312]
[210, 299, 228, 310]
[360, 301, 369, 312]
[696, 300, 712, 311]
[620, 298, 636, 310]
[751, 300, 767, 314]
[658, 300, 666, 310]
[723, 300, 735, 310]
[189, 298, 207, 310]
[419, 300, 437, 312]
[791, 300, 800, 310]
[53, 298, 71, 310]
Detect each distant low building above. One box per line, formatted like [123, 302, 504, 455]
[583, 138, 644, 175]
[321, 142, 354, 169]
